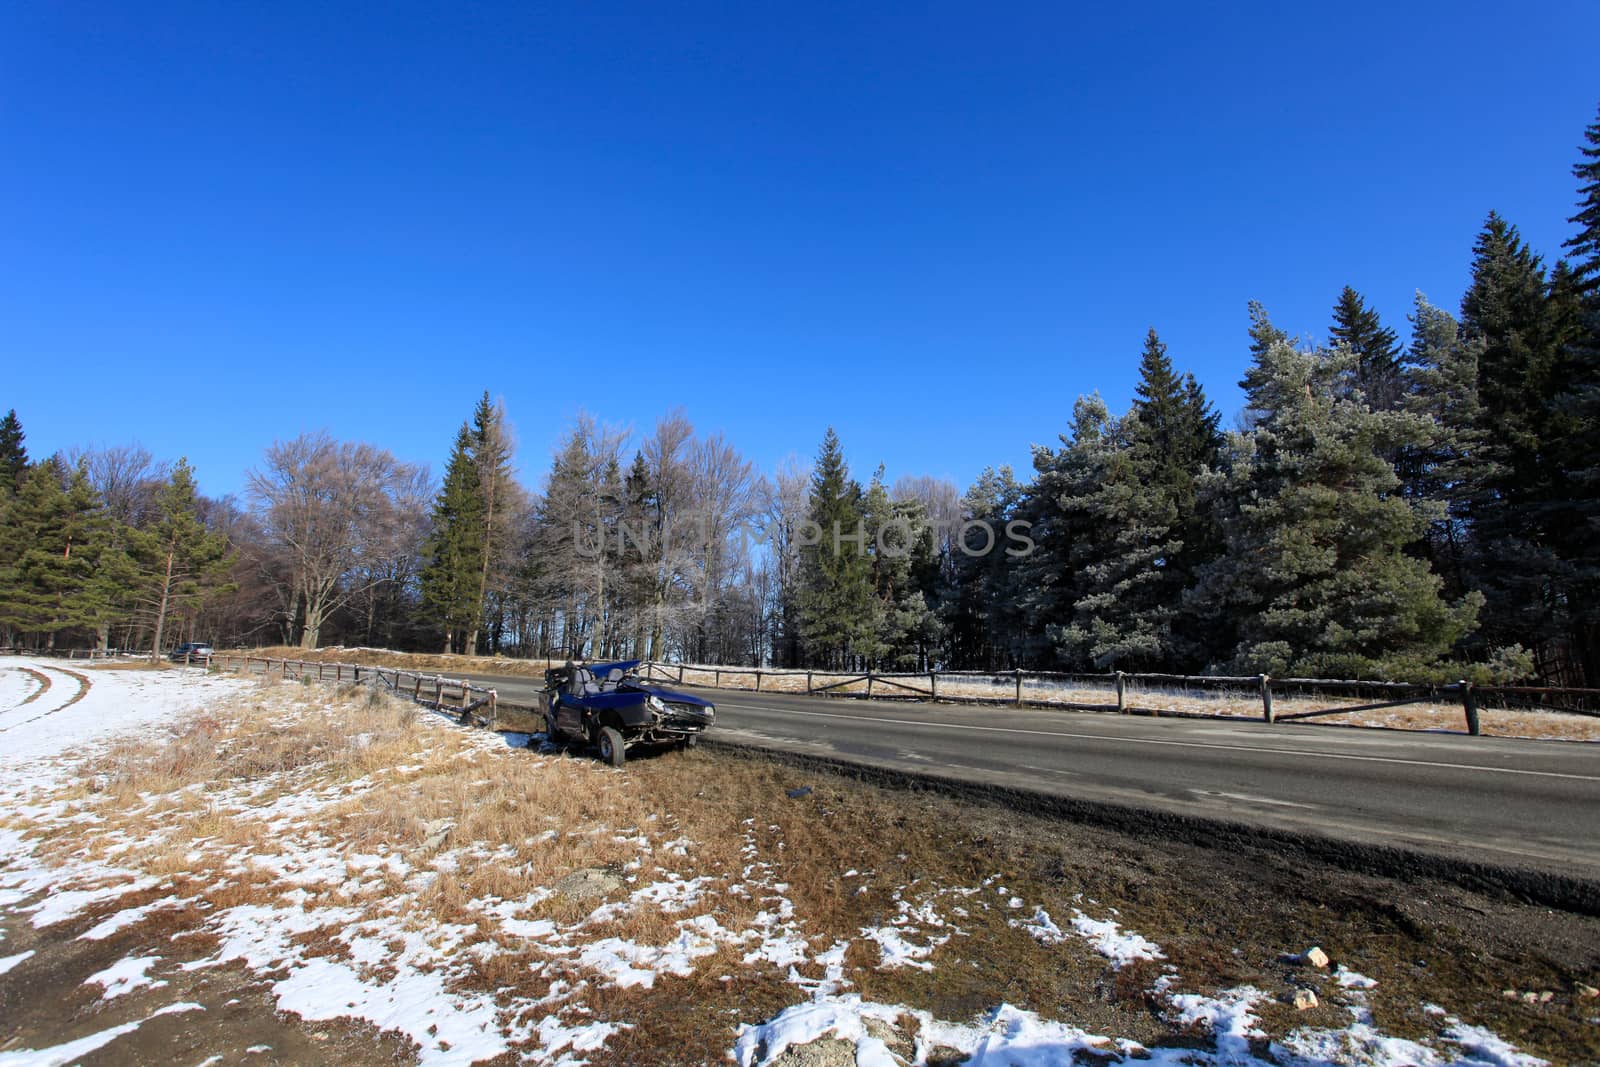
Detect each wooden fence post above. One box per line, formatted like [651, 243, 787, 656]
[1116, 671, 1127, 713]
[930, 671, 938, 702]
[678, 664, 685, 685]
[714, 668, 721, 688]
[414, 674, 422, 701]
[866, 673, 874, 699]
[489, 690, 498, 729]
[434, 678, 443, 707]
[755, 670, 762, 692]
[1014, 668, 1023, 706]
[1461, 680, 1480, 736]
[1259, 674, 1274, 722]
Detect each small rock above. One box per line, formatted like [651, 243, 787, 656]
[419, 820, 454, 852]
[1521, 992, 1540, 1004]
[554, 867, 625, 902]
[786, 786, 814, 799]
[1577, 983, 1599, 999]
[769, 1037, 856, 1067]
[1303, 946, 1330, 969]
[1503, 989, 1520, 1000]
[1291, 988, 1319, 1011]
[1538, 991, 1554, 1004]
[862, 1016, 912, 1058]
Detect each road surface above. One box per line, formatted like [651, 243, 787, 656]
[462, 669, 1600, 887]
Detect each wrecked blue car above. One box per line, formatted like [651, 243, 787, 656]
[543, 660, 716, 766]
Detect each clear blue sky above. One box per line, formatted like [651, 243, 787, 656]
[3, 2, 1596, 500]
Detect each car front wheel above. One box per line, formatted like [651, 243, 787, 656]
[598, 726, 626, 768]
[544, 710, 561, 743]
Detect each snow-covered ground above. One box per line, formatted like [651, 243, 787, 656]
[0, 655, 1566, 1066]
[0, 656, 246, 769]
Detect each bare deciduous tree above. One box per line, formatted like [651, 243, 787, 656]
[247, 432, 427, 649]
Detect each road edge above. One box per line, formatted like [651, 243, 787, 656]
[701, 736, 1600, 917]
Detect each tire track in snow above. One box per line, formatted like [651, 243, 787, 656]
[0, 665, 91, 733]
[15, 667, 51, 707]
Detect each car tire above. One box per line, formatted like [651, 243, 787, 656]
[598, 726, 626, 768]
[544, 710, 561, 743]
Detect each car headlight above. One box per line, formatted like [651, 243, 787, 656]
[647, 695, 665, 712]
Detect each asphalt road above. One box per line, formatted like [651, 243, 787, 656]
[463, 670, 1600, 885]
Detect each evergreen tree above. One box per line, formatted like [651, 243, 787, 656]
[941, 465, 1026, 668]
[1399, 294, 1486, 603]
[1047, 396, 1178, 670]
[1193, 308, 1481, 678]
[1329, 287, 1403, 409]
[860, 468, 939, 669]
[1126, 331, 1224, 666]
[1553, 102, 1600, 682]
[419, 425, 484, 653]
[467, 391, 516, 655]
[797, 428, 878, 668]
[1458, 213, 1569, 673]
[1564, 102, 1600, 298]
[131, 458, 233, 659]
[0, 410, 26, 496]
[0, 459, 118, 648]
[1461, 213, 1556, 491]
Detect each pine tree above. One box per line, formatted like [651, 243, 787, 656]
[860, 468, 939, 669]
[0, 459, 119, 648]
[1458, 213, 1568, 673]
[1553, 102, 1600, 683]
[1050, 396, 1179, 670]
[1399, 294, 1486, 603]
[131, 458, 233, 659]
[943, 465, 1024, 669]
[1462, 214, 1555, 474]
[797, 428, 878, 668]
[1194, 308, 1480, 678]
[467, 392, 516, 655]
[0, 410, 26, 496]
[1329, 287, 1403, 409]
[1124, 331, 1224, 667]
[1565, 102, 1600, 298]
[419, 425, 484, 653]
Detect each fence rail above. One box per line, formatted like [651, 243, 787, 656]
[635, 660, 1600, 736]
[211, 653, 500, 728]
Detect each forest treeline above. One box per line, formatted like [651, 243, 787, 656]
[3, 108, 1598, 685]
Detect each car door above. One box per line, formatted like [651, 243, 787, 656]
[554, 668, 589, 737]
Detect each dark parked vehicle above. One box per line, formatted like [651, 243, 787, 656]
[169, 642, 215, 662]
[543, 660, 715, 766]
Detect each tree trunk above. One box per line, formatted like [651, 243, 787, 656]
[150, 544, 176, 662]
[300, 585, 323, 649]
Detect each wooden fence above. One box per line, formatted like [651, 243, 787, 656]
[211, 653, 500, 728]
[636, 661, 1600, 736]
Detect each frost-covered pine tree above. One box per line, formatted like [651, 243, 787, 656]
[1193, 307, 1480, 679]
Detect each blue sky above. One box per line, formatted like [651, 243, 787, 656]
[3, 2, 1596, 500]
